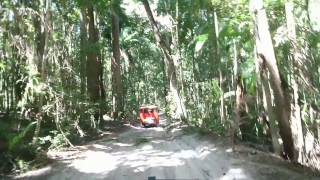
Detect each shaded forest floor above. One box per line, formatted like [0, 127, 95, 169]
[10, 116, 320, 180]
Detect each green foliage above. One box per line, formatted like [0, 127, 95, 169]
[16, 159, 30, 172]
[8, 122, 36, 153]
[0, 62, 5, 72]
[240, 58, 256, 95]
[33, 130, 70, 150]
[0, 114, 38, 173]
[211, 80, 221, 101]
[203, 118, 226, 136]
[195, 34, 209, 53]
[49, 131, 69, 150]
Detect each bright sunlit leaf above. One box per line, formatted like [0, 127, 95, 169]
[195, 34, 208, 53]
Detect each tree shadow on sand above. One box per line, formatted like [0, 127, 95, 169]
[13, 125, 320, 180]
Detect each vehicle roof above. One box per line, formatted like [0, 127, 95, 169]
[140, 105, 157, 109]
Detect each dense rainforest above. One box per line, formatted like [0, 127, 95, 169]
[0, 0, 320, 174]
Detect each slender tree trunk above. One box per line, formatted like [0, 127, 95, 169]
[80, 7, 88, 95]
[111, 9, 123, 119]
[232, 40, 238, 135]
[173, 0, 184, 95]
[234, 77, 244, 149]
[33, 0, 51, 142]
[232, 40, 240, 148]
[12, 9, 25, 103]
[233, 40, 238, 90]
[285, 1, 305, 163]
[219, 70, 225, 123]
[251, 0, 294, 159]
[211, 10, 219, 65]
[211, 10, 224, 123]
[261, 69, 282, 155]
[161, 56, 168, 108]
[317, 116, 320, 140]
[142, 0, 187, 120]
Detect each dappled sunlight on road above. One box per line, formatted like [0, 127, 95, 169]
[113, 142, 134, 147]
[90, 144, 112, 150]
[71, 151, 119, 174]
[62, 126, 249, 179]
[70, 129, 218, 177]
[220, 168, 247, 180]
[15, 125, 315, 180]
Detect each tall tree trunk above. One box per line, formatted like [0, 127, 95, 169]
[86, 4, 104, 103]
[285, 1, 305, 163]
[211, 10, 219, 66]
[212, 11, 224, 123]
[86, 3, 105, 123]
[142, 0, 187, 120]
[233, 40, 238, 90]
[317, 115, 320, 140]
[80, 7, 88, 95]
[173, 0, 184, 95]
[111, 9, 123, 119]
[255, 42, 282, 155]
[219, 69, 225, 123]
[33, 0, 51, 142]
[12, 8, 25, 103]
[261, 69, 282, 155]
[250, 0, 294, 159]
[2, 22, 9, 112]
[234, 77, 244, 149]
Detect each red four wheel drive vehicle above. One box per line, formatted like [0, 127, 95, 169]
[139, 105, 160, 127]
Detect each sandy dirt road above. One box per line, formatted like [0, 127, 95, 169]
[14, 117, 319, 180]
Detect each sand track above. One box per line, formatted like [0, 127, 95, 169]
[14, 119, 319, 180]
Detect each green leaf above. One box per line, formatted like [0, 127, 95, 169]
[0, 62, 5, 72]
[8, 121, 36, 152]
[195, 34, 208, 52]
